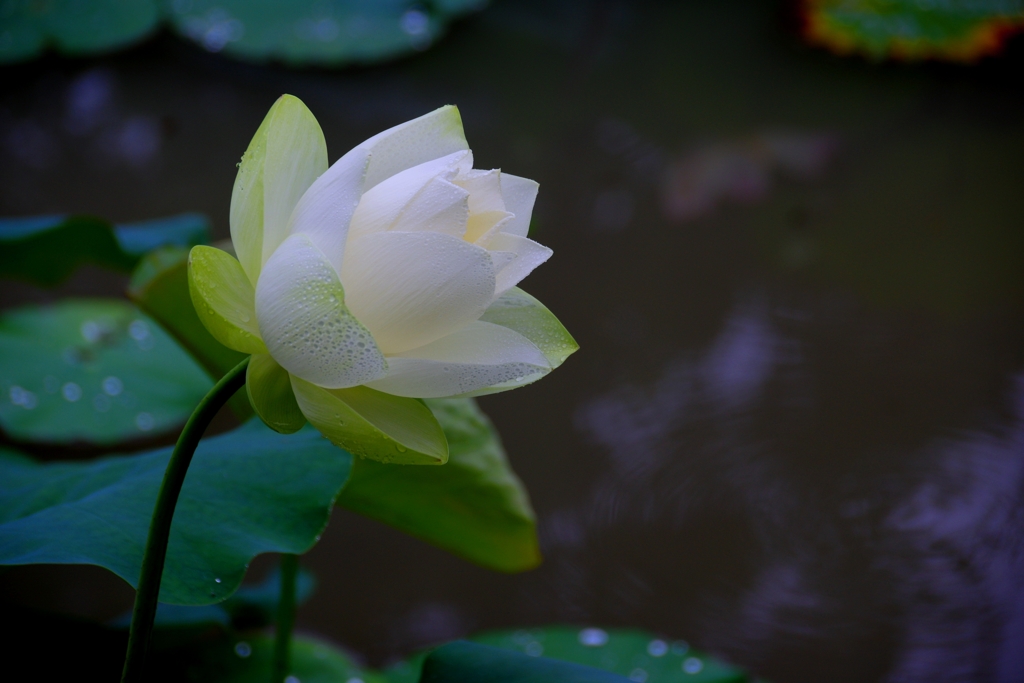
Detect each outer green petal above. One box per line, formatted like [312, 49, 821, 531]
[291, 377, 448, 465]
[357, 104, 468, 191]
[479, 287, 578, 368]
[229, 94, 327, 284]
[187, 245, 268, 355]
[247, 354, 305, 434]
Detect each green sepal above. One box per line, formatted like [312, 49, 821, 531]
[187, 245, 268, 356]
[128, 246, 252, 419]
[247, 353, 305, 434]
[291, 378, 448, 465]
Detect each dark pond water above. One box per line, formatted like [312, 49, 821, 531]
[4, 1, 1024, 681]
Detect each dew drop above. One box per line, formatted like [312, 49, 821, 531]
[62, 382, 83, 402]
[578, 628, 608, 647]
[102, 376, 123, 396]
[647, 639, 668, 657]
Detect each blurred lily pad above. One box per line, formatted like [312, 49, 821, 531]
[385, 627, 754, 683]
[801, 0, 1024, 62]
[0, 213, 210, 287]
[420, 641, 631, 683]
[0, 299, 212, 445]
[0, 419, 352, 604]
[0, 0, 160, 63]
[337, 397, 540, 573]
[166, 0, 488, 66]
[153, 632, 387, 683]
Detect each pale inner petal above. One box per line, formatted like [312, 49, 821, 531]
[498, 173, 539, 238]
[389, 176, 469, 237]
[287, 147, 371, 277]
[255, 233, 387, 389]
[477, 232, 552, 297]
[357, 105, 469, 190]
[365, 321, 550, 398]
[454, 169, 506, 215]
[340, 231, 496, 355]
[348, 151, 469, 240]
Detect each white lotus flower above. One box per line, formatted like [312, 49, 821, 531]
[188, 95, 576, 464]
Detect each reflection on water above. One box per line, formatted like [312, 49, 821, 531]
[3, 1, 1024, 681]
[571, 294, 1024, 681]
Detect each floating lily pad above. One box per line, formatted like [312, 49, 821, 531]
[0, 213, 210, 287]
[420, 640, 631, 683]
[0, 419, 352, 604]
[166, 0, 488, 66]
[801, 0, 1024, 62]
[154, 632, 388, 683]
[385, 627, 753, 683]
[0, 0, 160, 64]
[0, 299, 212, 445]
[337, 397, 540, 573]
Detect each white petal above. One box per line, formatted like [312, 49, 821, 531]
[489, 250, 517, 275]
[340, 231, 495, 355]
[348, 151, 469, 240]
[478, 232, 552, 296]
[356, 105, 469, 191]
[498, 173, 539, 238]
[366, 321, 550, 398]
[286, 146, 370, 276]
[390, 176, 469, 237]
[455, 169, 506, 215]
[465, 210, 512, 244]
[260, 97, 328, 267]
[255, 233, 387, 389]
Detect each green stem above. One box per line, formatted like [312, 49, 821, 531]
[121, 357, 250, 683]
[272, 553, 300, 683]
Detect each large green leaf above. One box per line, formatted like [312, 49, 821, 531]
[420, 641, 631, 683]
[0, 419, 352, 604]
[386, 628, 753, 683]
[127, 247, 252, 418]
[0, 0, 160, 63]
[337, 397, 540, 573]
[166, 0, 488, 67]
[0, 299, 213, 444]
[801, 0, 1024, 62]
[0, 213, 210, 286]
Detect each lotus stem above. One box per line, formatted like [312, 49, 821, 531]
[121, 356, 251, 683]
[271, 553, 300, 683]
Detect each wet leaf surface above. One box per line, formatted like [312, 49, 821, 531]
[0, 419, 351, 604]
[0, 299, 212, 444]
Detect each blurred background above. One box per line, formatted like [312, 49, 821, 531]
[3, 1, 1024, 681]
